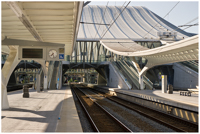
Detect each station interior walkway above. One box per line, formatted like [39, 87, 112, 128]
[1, 86, 82, 132]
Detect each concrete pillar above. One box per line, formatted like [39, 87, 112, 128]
[2, 48, 20, 109]
[36, 73, 41, 93]
[139, 75, 144, 90]
[43, 75, 47, 92]
[83, 74, 85, 83]
[162, 75, 167, 93]
[1, 83, 9, 109]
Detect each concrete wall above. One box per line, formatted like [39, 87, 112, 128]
[97, 74, 107, 86]
[173, 63, 198, 89]
[108, 63, 129, 89]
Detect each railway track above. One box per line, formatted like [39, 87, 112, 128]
[88, 87, 198, 132]
[72, 86, 132, 132]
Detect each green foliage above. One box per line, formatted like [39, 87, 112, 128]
[68, 78, 73, 82]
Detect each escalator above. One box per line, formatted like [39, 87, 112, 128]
[49, 61, 59, 89]
[122, 59, 153, 90]
[178, 60, 198, 72]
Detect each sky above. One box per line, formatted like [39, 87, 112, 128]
[88, 1, 199, 34]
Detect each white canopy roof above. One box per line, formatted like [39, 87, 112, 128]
[2, 1, 83, 55]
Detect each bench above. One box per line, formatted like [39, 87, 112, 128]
[180, 86, 199, 96]
[180, 91, 191, 96]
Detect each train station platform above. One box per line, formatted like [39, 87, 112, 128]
[96, 86, 198, 112]
[1, 86, 82, 132]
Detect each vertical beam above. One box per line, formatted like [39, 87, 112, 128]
[139, 75, 144, 90]
[34, 60, 48, 92]
[36, 73, 41, 92]
[83, 42, 86, 69]
[79, 41, 82, 62]
[43, 61, 49, 92]
[90, 42, 93, 64]
[75, 42, 77, 64]
[97, 42, 101, 62]
[86, 42, 88, 62]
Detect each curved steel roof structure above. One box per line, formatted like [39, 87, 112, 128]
[77, 5, 198, 78]
[77, 5, 195, 40]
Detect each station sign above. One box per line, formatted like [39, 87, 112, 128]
[18, 46, 65, 61]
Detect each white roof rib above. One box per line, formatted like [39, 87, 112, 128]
[77, 5, 194, 40]
[100, 35, 198, 67]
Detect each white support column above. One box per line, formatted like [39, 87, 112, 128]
[129, 57, 142, 73]
[2, 48, 20, 109]
[43, 61, 49, 92]
[139, 65, 154, 90]
[139, 75, 144, 90]
[83, 74, 85, 83]
[43, 75, 47, 92]
[162, 75, 167, 93]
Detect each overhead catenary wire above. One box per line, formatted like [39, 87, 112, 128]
[85, 2, 130, 58]
[99, 1, 128, 39]
[142, 1, 180, 38]
[178, 23, 198, 27]
[93, 1, 109, 39]
[172, 17, 198, 32]
[184, 17, 198, 25]
[89, 1, 130, 55]
[182, 23, 198, 30]
[100, 1, 131, 40]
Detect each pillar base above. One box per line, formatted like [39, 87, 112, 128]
[2, 85, 9, 109]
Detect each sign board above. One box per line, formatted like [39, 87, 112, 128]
[59, 54, 64, 59]
[18, 46, 65, 61]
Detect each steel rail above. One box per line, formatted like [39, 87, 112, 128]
[74, 86, 132, 132]
[72, 87, 99, 132]
[90, 88, 198, 132]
